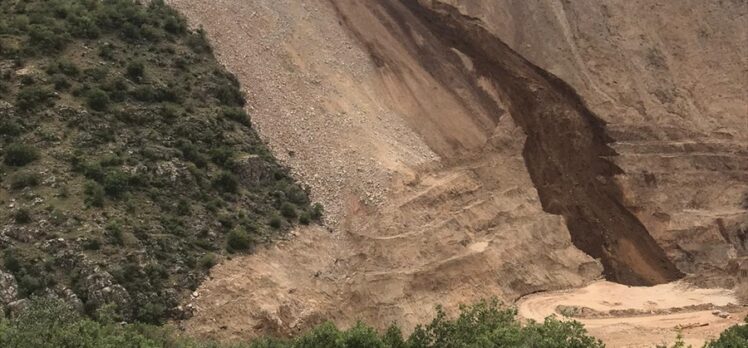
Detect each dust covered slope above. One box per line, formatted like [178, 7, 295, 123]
[441, 0, 748, 286]
[168, 0, 747, 343]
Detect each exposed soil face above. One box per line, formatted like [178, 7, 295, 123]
[518, 281, 748, 347]
[167, 0, 747, 345]
[392, 0, 682, 285]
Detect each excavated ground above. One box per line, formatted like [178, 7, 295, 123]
[167, 0, 747, 345]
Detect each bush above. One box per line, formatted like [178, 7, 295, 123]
[198, 253, 217, 269]
[86, 88, 110, 111]
[226, 228, 252, 251]
[706, 317, 748, 347]
[0, 120, 23, 137]
[84, 181, 105, 207]
[0, 297, 163, 347]
[269, 215, 282, 229]
[212, 172, 238, 193]
[14, 208, 32, 224]
[16, 86, 55, 111]
[46, 59, 79, 76]
[280, 202, 297, 220]
[299, 212, 311, 225]
[222, 107, 250, 126]
[311, 203, 324, 221]
[9, 172, 39, 190]
[50, 74, 72, 91]
[125, 60, 145, 82]
[102, 170, 131, 197]
[3, 143, 40, 166]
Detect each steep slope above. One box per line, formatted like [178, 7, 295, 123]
[440, 0, 748, 287]
[167, 0, 747, 345]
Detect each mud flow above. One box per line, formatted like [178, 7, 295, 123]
[385, 0, 683, 285]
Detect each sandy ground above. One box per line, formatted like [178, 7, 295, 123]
[517, 280, 748, 347]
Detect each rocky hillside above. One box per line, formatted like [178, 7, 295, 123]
[0, 0, 317, 324]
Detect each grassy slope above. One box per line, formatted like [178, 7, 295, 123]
[0, 0, 318, 324]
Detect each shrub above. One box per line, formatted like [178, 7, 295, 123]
[269, 215, 282, 229]
[705, 317, 748, 347]
[198, 253, 217, 269]
[84, 181, 105, 207]
[280, 202, 297, 220]
[16, 86, 55, 111]
[125, 60, 145, 82]
[50, 74, 71, 90]
[226, 228, 252, 251]
[3, 143, 40, 166]
[222, 107, 250, 126]
[0, 120, 23, 137]
[106, 221, 124, 245]
[9, 172, 39, 189]
[186, 28, 211, 53]
[311, 203, 324, 220]
[46, 59, 79, 76]
[86, 88, 110, 111]
[212, 84, 245, 106]
[14, 208, 32, 224]
[299, 212, 311, 225]
[209, 146, 235, 168]
[102, 170, 131, 197]
[212, 171, 238, 193]
[27, 24, 69, 53]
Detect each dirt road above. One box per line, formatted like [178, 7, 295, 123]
[517, 281, 747, 347]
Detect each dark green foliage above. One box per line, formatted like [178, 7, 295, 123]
[299, 212, 311, 225]
[125, 60, 145, 82]
[212, 171, 238, 193]
[3, 143, 40, 166]
[86, 88, 110, 111]
[46, 59, 79, 76]
[102, 169, 131, 197]
[16, 86, 55, 111]
[9, 172, 39, 189]
[0, 0, 314, 326]
[227, 228, 252, 252]
[198, 253, 217, 269]
[0, 120, 23, 137]
[13, 209, 32, 224]
[223, 107, 251, 126]
[310, 203, 324, 221]
[84, 181, 105, 207]
[269, 215, 282, 229]
[0, 297, 606, 348]
[50, 74, 72, 90]
[280, 202, 297, 220]
[706, 317, 748, 347]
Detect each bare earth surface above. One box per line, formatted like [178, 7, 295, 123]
[518, 281, 748, 347]
[167, 0, 748, 346]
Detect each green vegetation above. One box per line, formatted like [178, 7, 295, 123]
[0, 0, 319, 324]
[704, 316, 748, 347]
[0, 297, 607, 348]
[3, 143, 39, 166]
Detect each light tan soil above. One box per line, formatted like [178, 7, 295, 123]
[167, 0, 748, 345]
[518, 280, 748, 347]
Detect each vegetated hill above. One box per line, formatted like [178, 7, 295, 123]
[0, 0, 319, 324]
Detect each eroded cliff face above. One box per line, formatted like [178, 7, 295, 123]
[167, 0, 747, 343]
[438, 0, 748, 286]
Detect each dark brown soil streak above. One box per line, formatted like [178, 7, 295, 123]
[333, 0, 683, 285]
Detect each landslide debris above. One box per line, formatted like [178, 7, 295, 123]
[340, 0, 682, 285]
[0, 0, 315, 323]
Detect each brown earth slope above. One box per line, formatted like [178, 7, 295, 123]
[167, 0, 747, 345]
